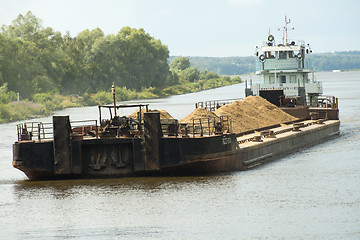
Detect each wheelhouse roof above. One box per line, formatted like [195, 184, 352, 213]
[261, 45, 302, 52]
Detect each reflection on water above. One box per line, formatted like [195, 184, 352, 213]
[13, 174, 234, 198]
[9, 174, 240, 240]
[1, 71, 360, 239]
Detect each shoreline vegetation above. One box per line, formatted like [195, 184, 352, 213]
[0, 12, 242, 123]
[0, 76, 242, 123]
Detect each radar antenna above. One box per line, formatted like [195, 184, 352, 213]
[278, 16, 294, 45]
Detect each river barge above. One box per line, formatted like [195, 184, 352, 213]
[13, 94, 339, 180]
[12, 17, 340, 180]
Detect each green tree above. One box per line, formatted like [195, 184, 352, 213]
[0, 83, 17, 103]
[170, 56, 190, 71]
[182, 67, 200, 82]
[165, 71, 179, 86]
[0, 11, 63, 97]
[92, 27, 169, 91]
[61, 28, 105, 93]
[1, 11, 42, 41]
[200, 69, 219, 80]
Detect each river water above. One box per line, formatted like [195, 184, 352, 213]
[0, 71, 359, 239]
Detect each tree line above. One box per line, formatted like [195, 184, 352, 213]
[171, 51, 360, 75]
[311, 51, 360, 71]
[0, 12, 172, 99]
[0, 12, 243, 103]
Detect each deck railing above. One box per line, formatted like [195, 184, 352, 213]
[17, 120, 98, 141]
[159, 116, 231, 137]
[187, 116, 231, 137]
[17, 115, 235, 141]
[195, 98, 242, 112]
[314, 95, 338, 109]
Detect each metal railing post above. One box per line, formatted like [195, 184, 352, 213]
[38, 123, 41, 141]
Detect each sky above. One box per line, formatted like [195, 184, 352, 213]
[0, 0, 359, 57]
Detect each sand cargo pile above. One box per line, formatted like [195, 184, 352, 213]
[128, 109, 174, 120]
[180, 96, 298, 134]
[215, 96, 298, 133]
[180, 107, 220, 123]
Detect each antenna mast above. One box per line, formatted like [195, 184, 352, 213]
[278, 16, 294, 45]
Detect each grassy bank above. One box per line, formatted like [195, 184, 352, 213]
[0, 76, 242, 123]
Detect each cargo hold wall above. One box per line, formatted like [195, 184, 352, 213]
[239, 120, 340, 168]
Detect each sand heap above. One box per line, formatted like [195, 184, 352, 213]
[180, 108, 219, 123]
[127, 109, 174, 120]
[128, 96, 297, 133]
[214, 96, 298, 133]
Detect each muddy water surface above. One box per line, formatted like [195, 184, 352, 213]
[1, 71, 359, 239]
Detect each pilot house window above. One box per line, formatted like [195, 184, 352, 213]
[281, 76, 286, 83]
[279, 51, 287, 59]
[290, 75, 296, 83]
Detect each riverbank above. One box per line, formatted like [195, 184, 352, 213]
[0, 76, 242, 123]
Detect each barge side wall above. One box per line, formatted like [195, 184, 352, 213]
[241, 121, 340, 167]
